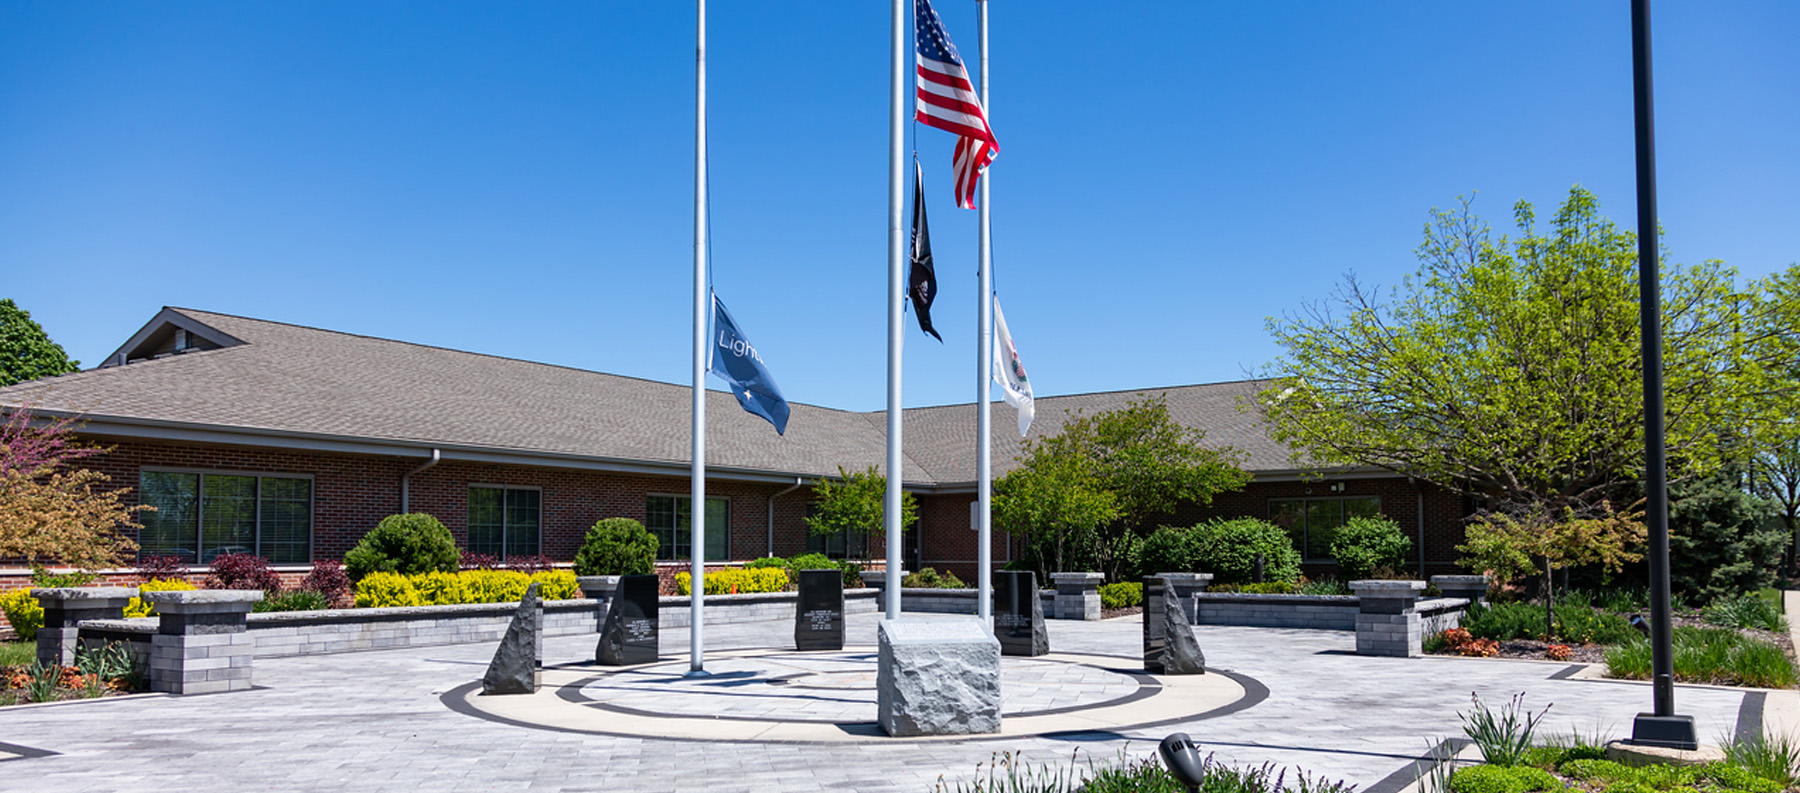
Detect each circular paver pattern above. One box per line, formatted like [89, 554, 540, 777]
[445, 647, 1263, 744]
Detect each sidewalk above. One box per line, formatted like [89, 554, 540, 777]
[0, 614, 1758, 793]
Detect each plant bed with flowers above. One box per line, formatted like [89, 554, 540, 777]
[0, 640, 146, 707]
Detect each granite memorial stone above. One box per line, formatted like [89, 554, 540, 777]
[994, 570, 1047, 656]
[877, 618, 1001, 736]
[597, 574, 660, 665]
[794, 569, 844, 651]
[482, 583, 541, 695]
[1143, 576, 1205, 674]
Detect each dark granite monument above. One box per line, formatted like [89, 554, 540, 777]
[482, 582, 541, 694]
[994, 570, 1048, 656]
[1143, 576, 1205, 674]
[597, 574, 660, 666]
[794, 569, 845, 651]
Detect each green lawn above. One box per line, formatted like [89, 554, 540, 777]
[0, 640, 32, 666]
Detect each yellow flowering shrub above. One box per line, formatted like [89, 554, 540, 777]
[411, 571, 472, 605]
[124, 579, 198, 618]
[354, 571, 422, 608]
[528, 570, 579, 600]
[676, 567, 789, 596]
[1, 588, 43, 641]
[462, 570, 528, 604]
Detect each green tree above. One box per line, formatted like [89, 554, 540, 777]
[993, 395, 1249, 578]
[1458, 503, 1646, 638]
[0, 299, 80, 386]
[1669, 471, 1783, 602]
[805, 465, 916, 542]
[1261, 187, 1784, 533]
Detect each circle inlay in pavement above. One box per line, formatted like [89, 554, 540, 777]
[444, 647, 1263, 744]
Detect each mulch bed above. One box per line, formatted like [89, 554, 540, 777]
[1102, 606, 1143, 620]
[1431, 611, 1796, 669]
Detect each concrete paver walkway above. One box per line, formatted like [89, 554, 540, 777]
[0, 613, 1765, 793]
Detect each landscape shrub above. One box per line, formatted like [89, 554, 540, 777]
[572, 518, 657, 577]
[353, 572, 422, 608]
[1552, 606, 1637, 645]
[506, 555, 555, 575]
[253, 590, 330, 613]
[788, 553, 862, 588]
[903, 568, 966, 589]
[123, 578, 198, 618]
[458, 552, 499, 571]
[1209, 582, 1299, 594]
[412, 571, 473, 605]
[207, 552, 283, 593]
[1462, 601, 1549, 641]
[1137, 525, 1196, 578]
[1668, 472, 1785, 603]
[744, 556, 790, 570]
[1329, 516, 1412, 581]
[528, 570, 580, 600]
[1463, 599, 1638, 644]
[134, 554, 189, 583]
[1099, 581, 1142, 609]
[462, 570, 529, 603]
[1, 589, 43, 641]
[30, 565, 99, 588]
[1189, 518, 1301, 585]
[344, 513, 460, 581]
[675, 568, 789, 596]
[300, 560, 351, 606]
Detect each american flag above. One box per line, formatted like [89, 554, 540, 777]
[914, 0, 997, 210]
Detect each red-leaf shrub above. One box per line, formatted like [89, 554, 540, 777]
[507, 555, 554, 575]
[1545, 644, 1572, 661]
[299, 560, 350, 606]
[207, 553, 282, 594]
[458, 551, 499, 570]
[135, 554, 190, 583]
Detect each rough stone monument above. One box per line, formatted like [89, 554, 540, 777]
[598, 574, 660, 665]
[1143, 576, 1205, 674]
[794, 569, 844, 651]
[994, 570, 1047, 656]
[482, 583, 541, 695]
[877, 618, 1001, 736]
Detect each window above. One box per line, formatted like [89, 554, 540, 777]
[468, 487, 541, 560]
[1269, 496, 1381, 560]
[804, 504, 869, 559]
[646, 495, 727, 561]
[138, 471, 313, 564]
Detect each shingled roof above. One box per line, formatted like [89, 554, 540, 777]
[0, 308, 1302, 488]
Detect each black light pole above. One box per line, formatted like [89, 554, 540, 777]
[1627, 0, 1696, 751]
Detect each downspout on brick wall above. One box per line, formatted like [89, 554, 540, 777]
[400, 449, 441, 514]
[768, 478, 806, 557]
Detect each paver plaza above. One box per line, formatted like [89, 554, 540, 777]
[0, 612, 1769, 793]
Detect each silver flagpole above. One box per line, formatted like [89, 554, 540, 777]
[975, 0, 993, 627]
[884, 0, 906, 620]
[688, 0, 709, 676]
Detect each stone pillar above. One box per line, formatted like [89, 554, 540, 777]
[144, 590, 264, 695]
[1050, 572, 1104, 620]
[1352, 580, 1426, 657]
[1151, 573, 1213, 623]
[32, 587, 136, 667]
[1430, 574, 1489, 606]
[577, 575, 622, 631]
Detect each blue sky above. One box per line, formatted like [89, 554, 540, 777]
[3, 1, 1796, 414]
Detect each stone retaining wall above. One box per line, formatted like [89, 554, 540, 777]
[1192, 593, 1360, 630]
[1418, 597, 1469, 636]
[897, 588, 1056, 616]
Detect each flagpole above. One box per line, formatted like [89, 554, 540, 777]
[687, 0, 709, 676]
[884, 0, 907, 621]
[975, 0, 993, 627]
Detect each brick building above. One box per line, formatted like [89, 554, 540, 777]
[0, 307, 1471, 584]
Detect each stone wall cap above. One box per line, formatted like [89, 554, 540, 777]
[1349, 580, 1426, 593]
[143, 589, 266, 605]
[879, 617, 995, 646]
[575, 575, 622, 584]
[1429, 575, 1489, 585]
[1050, 572, 1105, 583]
[1154, 573, 1216, 583]
[30, 587, 138, 601]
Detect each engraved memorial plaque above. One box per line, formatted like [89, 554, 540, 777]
[794, 568, 844, 651]
[597, 574, 660, 665]
[994, 570, 1047, 656]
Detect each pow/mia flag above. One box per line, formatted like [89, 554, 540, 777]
[908, 159, 942, 343]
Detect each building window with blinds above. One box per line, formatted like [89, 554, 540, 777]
[467, 486, 541, 560]
[646, 495, 728, 561]
[137, 470, 313, 564]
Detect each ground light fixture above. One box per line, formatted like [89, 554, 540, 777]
[1159, 732, 1206, 793]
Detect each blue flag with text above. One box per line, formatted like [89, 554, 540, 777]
[708, 292, 790, 435]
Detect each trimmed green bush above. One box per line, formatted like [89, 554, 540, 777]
[1329, 516, 1412, 581]
[903, 568, 966, 589]
[344, 513, 460, 581]
[1137, 526, 1196, 578]
[253, 590, 330, 613]
[789, 553, 862, 588]
[1191, 518, 1301, 585]
[1100, 581, 1143, 609]
[675, 568, 789, 595]
[573, 518, 658, 577]
[1, 588, 43, 641]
